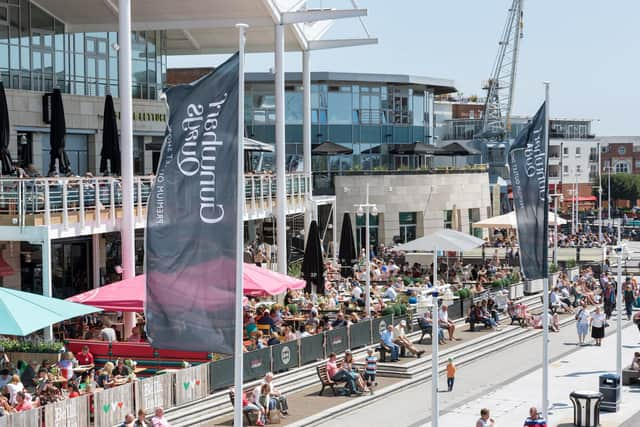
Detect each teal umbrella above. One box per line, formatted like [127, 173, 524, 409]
[0, 287, 102, 336]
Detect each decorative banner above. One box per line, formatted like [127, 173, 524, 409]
[508, 103, 548, 280]
[135, 373, 174, 414]
[145, 53, 239, 353]
[44, 395, 90, 427]
[94, 383, 134, 427]
[174, 363, 210, 405]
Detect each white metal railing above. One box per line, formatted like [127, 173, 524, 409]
[0, 173, 308, 228]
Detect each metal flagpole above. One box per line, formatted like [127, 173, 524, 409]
[542, 81, 551, 422]
[234, 23, 248, 427]
[432, 249, 439, 427]
[598, 142, 602, 241]
[275, 24, 287, 274]
[365, 184, 371, 317]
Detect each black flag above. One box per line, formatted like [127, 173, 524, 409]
[145, 53, 239, 353]
[508, 103, 548, 280]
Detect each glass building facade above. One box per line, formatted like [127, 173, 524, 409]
[0, 0, 166, 99]
[245, 73, 442, 177]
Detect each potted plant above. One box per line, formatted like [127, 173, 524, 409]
[458, 288, 473, 318]
[1, 338, 63, 365]
[565, 259, 579, 281]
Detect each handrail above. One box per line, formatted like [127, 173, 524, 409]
[0, 173, 309, 228]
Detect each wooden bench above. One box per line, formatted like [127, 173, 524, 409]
[465, 312, 492, 332]
[229, 389, 260, 426]
[316, 358, 345, 396]
[417, 318, 433, 344]
[375, 340, 406, 362]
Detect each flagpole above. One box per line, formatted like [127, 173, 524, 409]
[234, 23, 248, 427]
[542, 81, 551, 422]
[432, 249, 439, 427]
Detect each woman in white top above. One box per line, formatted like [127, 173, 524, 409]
[6, 375, 24, 405]
[575, 301, 591, 345]
[590, 306, 606, 346]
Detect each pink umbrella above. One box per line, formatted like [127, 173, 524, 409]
[67, 264, 304, 312]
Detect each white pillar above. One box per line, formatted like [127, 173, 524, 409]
[428, 91, 435, 144]
[42, 237, 53, 341]
[616, 251, 623, 388]
[431, 251, 439, 427]
[234, 23, 248, 427]
[92, 234, 101, 289]
[542, 81, 551, 422]
[303, 50, 313, 238]
[275, 24, 287, 274]
[118, 0, 136, 338]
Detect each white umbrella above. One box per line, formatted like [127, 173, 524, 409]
[395, 228, 484, 423]
[473, 211, 567, 229]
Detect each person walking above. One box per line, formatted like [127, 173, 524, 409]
[446, 358, 456, 392]
[591, 306, 606, 346]
[575, 301, 590, 346]
[603, 283, 616, 320]
[623, 282, 635, 320]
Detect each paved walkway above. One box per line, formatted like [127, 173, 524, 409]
[318, 312, 640, 427]
[424, 322, 640, 427]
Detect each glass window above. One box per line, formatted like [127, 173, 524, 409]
[575, 147, 581, 156]
[399, 212, 417, 243]
[618, 146, 626, 155]
[328, 88, 352, 125]
[413, 92, 424, 125]
[355, 214, 379, 251]
[285, 89, 302, 124]
[443, 210, 452, 229]
[615, 161, 629, 174]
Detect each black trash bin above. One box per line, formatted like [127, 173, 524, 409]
[570, 390, 603, 427]
[599, 373, 620, 412]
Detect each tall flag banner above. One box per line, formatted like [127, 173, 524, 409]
[145, 53, 239, 353]
[508, 103, 548, 280]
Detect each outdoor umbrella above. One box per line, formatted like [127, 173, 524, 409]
[48, 88, 71, 176]
[312, 141, 353, 176]
[338, 212, 357, 277]
[435, 141, 481, 167]
[0, 82, 15, 175]
[302, 220, 325, 294]
[100, 94, 120, 175]
[0, 287, 101, 336]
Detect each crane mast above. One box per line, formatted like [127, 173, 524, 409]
[480, 0, 524, 140]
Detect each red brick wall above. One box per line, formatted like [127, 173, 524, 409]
[452, 103, 484, 120]
[167, 68, 214, 86]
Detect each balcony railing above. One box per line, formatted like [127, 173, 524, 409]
[0, 173, 309, 228]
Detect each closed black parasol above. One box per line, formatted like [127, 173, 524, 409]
[338, 212, 357, 277]
[100, 94, 121, 175]
[48, 88, 71, 176]
[0, 82, 14, 175]
[302, 220, 325, 294]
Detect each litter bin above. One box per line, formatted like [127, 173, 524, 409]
[599, 373, 620, 412]
[570, 390, 603, 427]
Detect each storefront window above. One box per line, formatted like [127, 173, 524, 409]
[328, 86, 352, 125]
[356, 214, 379, 251]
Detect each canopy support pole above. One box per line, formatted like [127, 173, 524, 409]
[118, 0, 136, 340]
[42, 236, 53, 341]
[303, 50, 313, 244]
[431, 249, 439, 427]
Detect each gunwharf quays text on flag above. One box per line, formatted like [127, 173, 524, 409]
[145, 53, 239, 353]
[508, 103, 548, 280]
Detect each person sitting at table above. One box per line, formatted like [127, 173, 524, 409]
[281, 326, 296, 342]
[383, 285, 397, 302]
[126, 326, 143, 342]
[296, 324, 312, 339]
[76, 345, 95, 368]
[351, 282, 364, 306]
[99, 320, 118, 342]
[34, 368, 49, 394]
[113, 359, 131, 378]
[5, 375, 24, 405]
[331, 312, 348, 329]
[35, 384, 62, 406]
[57, 352, 76, 381]
[0, 395, 14, 416]
[270, 305, 284, 328]
[349, 313, 360, 325]
[20, 361, 38, 391]
[66, 381, 80, 398]
[630, 352, 640, 370]
[305, 307, 320, 329]
[13, 391, 32, 412]
[256, 309, 279, 334]
[97, 362, 115, 388]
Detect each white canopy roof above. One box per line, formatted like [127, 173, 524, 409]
[473, 211, 567, 229]
[395, 229, 485, 252]
[33, 0, 377, 54]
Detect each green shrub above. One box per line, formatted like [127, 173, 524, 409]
[393, 304, 402, 316]
[286, 304, 298, 315]
[0, 339, 64, 354]
[381, 306, 395, 316]
[399, 304, 407, 315]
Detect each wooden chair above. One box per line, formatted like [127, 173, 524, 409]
[256, 324, 272, 337]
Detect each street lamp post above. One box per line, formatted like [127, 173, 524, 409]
[616, 240, 623, 393]
[550, 193, 562, 267]
[355, 183, 378, 317]
[598, 141, 602, 241]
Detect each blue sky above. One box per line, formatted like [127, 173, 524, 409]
[168, 0, 638, 136]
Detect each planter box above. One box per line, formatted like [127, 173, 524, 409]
[447, 301, 462, 320]
[524, 279, 544, 294]
[7, 352, 61, 365]
[460, 298, 474, 318]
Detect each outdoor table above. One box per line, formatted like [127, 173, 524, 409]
[156, 368, 179, 375]
[282, 316, 307, 328]
[73, 365, 93, 374]
[134, 367, 147, 374]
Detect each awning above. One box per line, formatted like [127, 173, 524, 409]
[312, 141, 353, 155]
[147, 137, 274, 152]
[67, 264, 305, 312]
[389, 142, 439, 155]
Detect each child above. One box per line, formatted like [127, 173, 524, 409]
[446, 358, 456, 392]
[364, 348, 377, 393]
